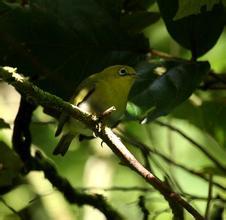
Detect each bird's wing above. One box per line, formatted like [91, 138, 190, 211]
[55, 80, 96, 137]
[73, 85, 96, 106]
[53, 133, 75, 156]
[55, 112, 70, 137]
[72, 78, 96, 106]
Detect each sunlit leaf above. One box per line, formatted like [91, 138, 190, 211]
[171, 99, 226, 149]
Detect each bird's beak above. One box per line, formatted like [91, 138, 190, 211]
[134, 73, 140, 79]
[130, 72, 138, 78]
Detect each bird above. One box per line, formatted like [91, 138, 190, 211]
[53, 65, 137, 156]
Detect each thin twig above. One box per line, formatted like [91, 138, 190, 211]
[0, 197, 23, 219]
[78, 187, 226, 203]
[33, 151, 124, 220]
[77, 186, 155, 192]
[205, 174, 213, 220]
[182, 193, 224, 203]
[145, 123, 185, 194]
[116, 129, 226, 191]
[138, 195, 150, 220]
[155, 120, 226, 173]
[150, 49, 179, 60]
[140, 149, 152, 171]
[209, 72, 226, 84]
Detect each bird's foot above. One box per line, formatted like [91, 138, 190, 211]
[101, 106, 116, 117]
[95, 106, 116, 133]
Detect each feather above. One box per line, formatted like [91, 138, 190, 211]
[53, 133, 75, 156]
[55, 113, 69, 137]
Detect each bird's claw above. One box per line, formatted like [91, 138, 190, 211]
[101, 106, 116, 117]
[95, 120, 103, 133]
[95, 106, 116, 133]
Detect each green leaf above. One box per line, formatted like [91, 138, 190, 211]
[175, 0, 226, 20]
[0, 0, 149, 99]
[0, 141, 23, 190]
[171, 99, 226, 149]
[129, 61, 210, 122]
[157, 0, 225, 58]
[0, 118, 10, 129]
[200, 166, 226, 176]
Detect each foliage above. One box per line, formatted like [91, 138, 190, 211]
[174, 0, 226, 20]
[0, 0, 226, 220]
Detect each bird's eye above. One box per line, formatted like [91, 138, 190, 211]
[118, 68, 128, 76]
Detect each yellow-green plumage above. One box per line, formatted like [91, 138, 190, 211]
[54, 65, 136, 155]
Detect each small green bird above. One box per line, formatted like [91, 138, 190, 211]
[53, 65, 137, 156]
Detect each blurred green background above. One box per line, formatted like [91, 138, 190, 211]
[0, 0, 226, 220]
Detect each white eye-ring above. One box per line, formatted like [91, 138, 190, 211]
[118, 68, 128, 76]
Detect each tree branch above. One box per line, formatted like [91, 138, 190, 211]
[12, 98, 36, 163]
[1, 67, 123, 220]
[33, 151, 124, 220]
[205, 174, 213, 220]
[0, 66, 205, 220]
[116, 129, 226, 191]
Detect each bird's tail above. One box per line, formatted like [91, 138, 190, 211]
[53, 133, 75, 156]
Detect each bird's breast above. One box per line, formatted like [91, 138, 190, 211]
[79, 81, 129, 126]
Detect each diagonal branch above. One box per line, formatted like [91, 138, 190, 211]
[116, 130, 226, 191]
[0, 66, 205, 220]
